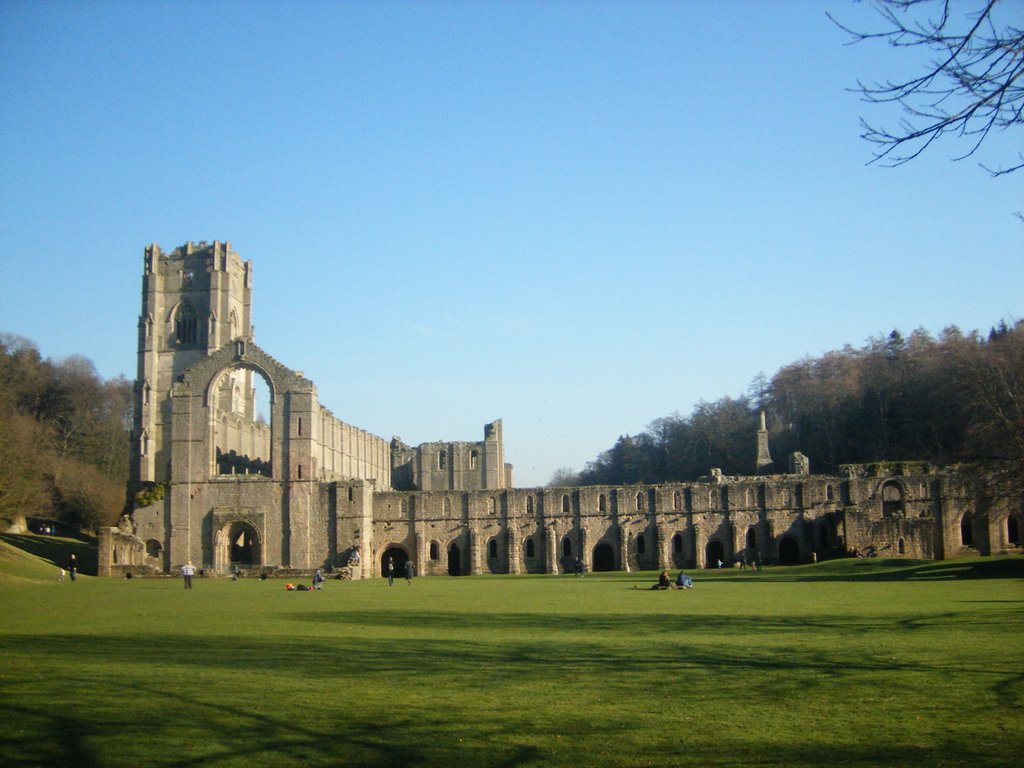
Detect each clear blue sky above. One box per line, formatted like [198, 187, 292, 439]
[1, 1, 1021, 487]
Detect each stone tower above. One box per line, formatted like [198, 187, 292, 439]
[755, 410, 773, 474]
[131, 241, 254, 485]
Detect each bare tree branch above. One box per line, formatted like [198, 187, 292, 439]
[830, 0, 1024, 174]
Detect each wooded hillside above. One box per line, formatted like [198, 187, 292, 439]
[573, 322, 1024, 494]
[0, 333, 132, 532]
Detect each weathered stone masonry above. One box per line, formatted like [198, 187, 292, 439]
[100, 242, 1023, 576]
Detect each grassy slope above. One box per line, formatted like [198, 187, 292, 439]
[0, 540, 1021, 768]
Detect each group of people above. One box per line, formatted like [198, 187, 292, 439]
[385, 557, 415, 585]
[646, 570, 694, 590]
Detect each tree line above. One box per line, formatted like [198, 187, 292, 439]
[0, 333, 132, 532]
[561, 321, 1024, 495]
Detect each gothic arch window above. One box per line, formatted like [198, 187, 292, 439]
[442, 496, 451, 514]
[826, 484, 835, 501]
[471, 449, 479, 469]
[174, 303, 198, 345]
[673, 491, 681, 511]
[561, 536, 573, 557]
[142, 380, 151, 406]
[745, 489, 755, 508]
[746, 526, 756, 549]
[672, 532, 683, 554]
[562, 495, 570, 514]
[139, 429, 149, 456]
[144, 314, 153, 339]
[489, 497, 497, 514]
[636, 533, 646, 554]
[598, 493, 606, 512]
[526, 496, 534, 515]
[635, 492, 645, 511]
[961, 516, 974, 547]
[525, 538, 535, 558]
[488, 539, 498, 560]
[882, 482, 904, 517]
[429, 541, 440, 560]
[438, 450, 447, 470]
[898, 537, 906, 555]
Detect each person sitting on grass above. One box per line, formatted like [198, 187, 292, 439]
[650, 570, 674, 590]
[676, 571, 693, 589]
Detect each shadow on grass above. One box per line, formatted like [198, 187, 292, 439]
[0, 533, 97, 576]
[673, 556, 1024, 583]
[1, 622, 1020, 768]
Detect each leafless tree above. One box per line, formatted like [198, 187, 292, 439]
[831, 0, 1023, 174]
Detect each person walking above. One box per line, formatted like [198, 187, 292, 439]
[405, 559, 415, 585]
[386, 557, 395, 586]
[68, 553, 77, 581]
[181, 561, 196, 589]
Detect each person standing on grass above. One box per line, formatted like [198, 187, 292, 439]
[181, 561, 196, 589]
[68, 553, 77, 581]
[387, 557, 395, 586]
[405, 560, 415, 585]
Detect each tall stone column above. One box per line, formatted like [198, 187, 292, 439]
[415, 530, 426, 578]
[619, 525, 630, 572]
[545, 526, 558, 574]
[469, 527, 481, 576]
[694, 525, 706, 569]
[656, 523, 669, 570]
[580, 525, 590, 571]
[507, 524, 521, 575]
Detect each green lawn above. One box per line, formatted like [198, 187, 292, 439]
[1, 538, 1021, 767]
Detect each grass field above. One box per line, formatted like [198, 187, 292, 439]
[1, 536, 1021, 768]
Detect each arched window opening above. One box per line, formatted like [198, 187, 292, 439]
[471, 449, 478, 469]
[672, 533, 683, 554]
[826, 484, 835, 501]
[673, 491, 681, 511]
[525, 538, 535, 558]
[882, 482, 904, 517]
[961, 517, 974, 547]
[228, 521, 260, 566]
[443, 497, 451, 514]
[526, 496, 534, 515]
[489, 497, 497, 514]
[562, 536, 572, 558]
[175, 303, 198, 345]
[145, 539, 162, 558]
[898, 538, 906, 555]
[636, 533, 646, 554]
[778, 536, 800, 565]
[438, 450, 447, 470]
[213, 366, 272, 477]
[297, 417, 303, 436]
[746, 526, 756, 549]
[447, 542, 462, 576]
[598, 493, 606, 512]
[592, 542, 615, 572]
[488, 539, 498, 560]
[562, 495, 570, 514]
[1008, 516, 1021, 546]
[429, 541, 440, 560]
[635, 492, 645, 511]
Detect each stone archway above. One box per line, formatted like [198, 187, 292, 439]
[447, 542, 462, 576]
[779, 535, 801, 565]
[380, 546, 409, 579]
[706, 539, 726, 568]
[592, 542, 616, 572]
[221, 521, 261, 567]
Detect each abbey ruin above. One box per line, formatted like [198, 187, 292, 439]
[99, 242, 1023, 577]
